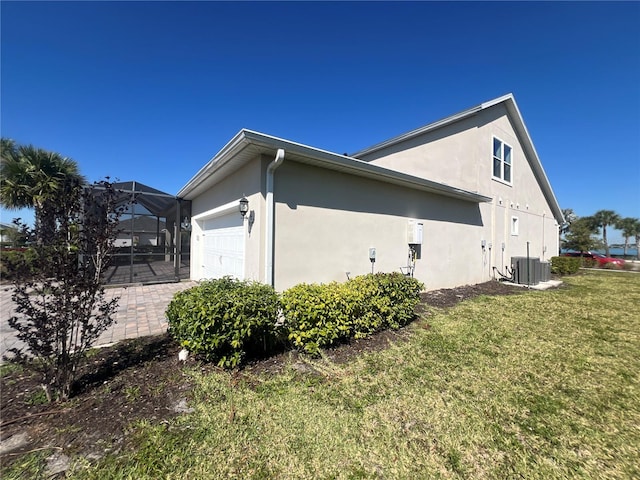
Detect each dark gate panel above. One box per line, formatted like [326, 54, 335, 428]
[99, 181, 191, 285]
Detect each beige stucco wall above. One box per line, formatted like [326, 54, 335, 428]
[358, 103, 560, 275]
[357, 114, 483, 193]
[273, 161, 490, 291]
[188, 103, 560, 290]
[189, 155, 266, 282]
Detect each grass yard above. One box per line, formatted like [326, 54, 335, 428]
[8, 271, 640, 479]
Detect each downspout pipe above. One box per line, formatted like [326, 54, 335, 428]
[265, 149, 285, 286]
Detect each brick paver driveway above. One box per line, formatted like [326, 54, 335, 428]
[1, 281, 196, 362]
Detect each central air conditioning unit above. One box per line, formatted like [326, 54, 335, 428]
[510, 256, 549, 286]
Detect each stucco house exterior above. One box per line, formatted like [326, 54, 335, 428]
[178, 94, 563, 291]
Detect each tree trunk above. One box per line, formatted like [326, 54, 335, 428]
[603, 226, 609, 257]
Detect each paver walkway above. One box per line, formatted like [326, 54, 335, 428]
[0, 281, 196, 362]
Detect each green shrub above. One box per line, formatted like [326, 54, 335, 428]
[349, 272, 424, 333]
[282, 273, 424, 355]
[280, 282, 357, 355]
[550, 256, 581, 275]
[166, 277, 281, 368]
[0, 248, 37, 281]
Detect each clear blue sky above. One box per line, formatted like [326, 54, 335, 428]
[2, 1, 639, 243]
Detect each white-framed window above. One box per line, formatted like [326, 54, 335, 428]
[493, 137, 512, 183]
[511, 216, 519, 236]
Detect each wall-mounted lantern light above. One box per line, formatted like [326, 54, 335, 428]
[239, 196, 249, 218]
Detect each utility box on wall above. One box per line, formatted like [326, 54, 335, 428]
[407, 220, 423, 244]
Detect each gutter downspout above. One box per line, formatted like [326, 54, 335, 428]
[265, 149, 285, 286]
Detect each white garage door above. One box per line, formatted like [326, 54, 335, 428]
[201, 214, 245, 280]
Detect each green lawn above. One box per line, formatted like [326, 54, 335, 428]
[37, 272, 640, 478]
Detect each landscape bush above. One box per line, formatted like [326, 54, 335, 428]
[281, 273, 424, 355]
[280, 282, 359, 355]
[166, 277, 281, 368]
[167, 273, 424, 363]
[550, 256, 581, 275]
[350, 272, 424, 331]
[0, 248, 37, 281]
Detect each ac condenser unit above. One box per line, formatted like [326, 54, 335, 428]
[511, 256, 541, 285]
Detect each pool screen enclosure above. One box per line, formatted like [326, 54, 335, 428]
[101, 181, 191, 285]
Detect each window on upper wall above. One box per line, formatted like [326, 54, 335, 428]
[493, 137, 512, 183]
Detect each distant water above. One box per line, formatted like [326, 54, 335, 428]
[595, 247, 638, 257]
[562, 247, 638, 257]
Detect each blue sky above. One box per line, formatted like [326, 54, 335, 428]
[1, 1, 639, 243]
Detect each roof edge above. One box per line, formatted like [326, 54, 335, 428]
[237, 130, 491, 203]
[178, 129, 491, 204]
[177, 130, 251, 198]
[351, 94, 515, 158]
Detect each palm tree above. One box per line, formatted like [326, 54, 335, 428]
[0, 139, 30, 208]
[624, 218, 640, 261]
[1, 139, 85, 240]
[616, 217, 640, 258]
[592, 210, 621, 257]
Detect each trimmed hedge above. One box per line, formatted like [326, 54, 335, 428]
[166, 273, 424, 365]
[280, 282, 358, 355]
[281, 273, 424, 355]
[349, 272, 424, 331]
[166, 277, 281, 368]
[550, 256, 581, 275]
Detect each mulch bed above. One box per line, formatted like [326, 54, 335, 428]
[0, 280, 525, 474]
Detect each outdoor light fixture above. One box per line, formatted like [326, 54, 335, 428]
[239, 196, 249, 218]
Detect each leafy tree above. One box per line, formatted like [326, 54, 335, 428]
[1, 139, 85, 242]
[562, 216, 602, 253]
[615, 217, 640, 258]
[560, 208, 577, 237]
[592, 210, 621, 257]
[559, 208, 577, 254]
[6, 179, 126, 401]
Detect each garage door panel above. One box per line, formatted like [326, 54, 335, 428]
[203, 214, 242, 230]
[201, 213, 245, 280]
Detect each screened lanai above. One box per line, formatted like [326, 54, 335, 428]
[102, 181, 191, 285]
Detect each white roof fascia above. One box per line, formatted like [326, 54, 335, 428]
[501, 99, 565, 224]
[240, 130, 491, 203]
[351, 93, 564, 224]
[178, 129, 491, 203]
[177, 130, 251, 198]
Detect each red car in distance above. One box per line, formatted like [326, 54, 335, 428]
[561, 251, 625, 268]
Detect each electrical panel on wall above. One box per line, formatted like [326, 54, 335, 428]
[407, 220, 424, 244]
